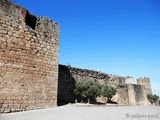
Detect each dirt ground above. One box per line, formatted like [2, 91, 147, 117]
[0, 105, 160, 120]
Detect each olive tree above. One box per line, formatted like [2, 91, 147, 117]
[102, 86, 116, 103]
[74, 80, 102, 103]
[147, 94, 159, 104]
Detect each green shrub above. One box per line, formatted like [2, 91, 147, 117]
[74, 80, 117, 103]
[147, 94, 159, 104]
[74, 80, 102, 103]
[102, 86, 116, 103]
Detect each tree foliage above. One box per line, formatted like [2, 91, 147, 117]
[74, 80, 88, 98]
[102, 86, 116, 102]
[147, 94, 159, 104]
[74, 80, 117, 103]
[74, 80, 102, 103]
[85, 80, 102, 101]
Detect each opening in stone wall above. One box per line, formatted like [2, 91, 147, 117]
[22, 10, 37, 30]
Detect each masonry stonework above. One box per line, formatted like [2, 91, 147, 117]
[0, 0, 154, 114]
[0, 0, 59, 113]
[137, 77, 152, 95]
[58, 65, 151, 106]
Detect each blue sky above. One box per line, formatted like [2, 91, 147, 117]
[13, 0, 160, 95]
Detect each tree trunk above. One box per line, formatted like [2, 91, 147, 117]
[108, 97, 112, 103]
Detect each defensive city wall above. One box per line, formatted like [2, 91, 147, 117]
[58, 65, 152, 106]
[0, 0, 153, 113]
[0, 0, 59, 113]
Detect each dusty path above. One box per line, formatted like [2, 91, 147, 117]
[0, 105, 160, 120]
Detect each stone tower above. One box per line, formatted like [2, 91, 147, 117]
[125, 76, 135, 84]
[0, 0, 59, 113]
[137, 77, 152, 95]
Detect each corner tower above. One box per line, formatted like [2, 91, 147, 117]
[137, 77, 152, 95]
[0, 0, 59, 113]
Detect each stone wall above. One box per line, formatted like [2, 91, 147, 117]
[123, 84, 148, 106]
[114, 85, 129, 105]
[58, 65, 111, 105]
[58, 65, 127, 104]
[125, 77, 135, 84]
[58, 65, 150, 106]
[0, 0, 152, 113]
[58, 65, 75, 105]
[58, 65, 130, 105]
[134, 85, 148, 105]
[127, 84, 136, 105]
[137, 77, 152, 95]
[0, 0, 59, 113]
[65, 65, 128, 87]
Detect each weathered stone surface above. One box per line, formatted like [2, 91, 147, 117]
[0, 0, 59, 113]
[125, 76, 135, 84]
[58, 65, 150, 106]
[137, 77, 152, 95]
[0, 0, 153, 114]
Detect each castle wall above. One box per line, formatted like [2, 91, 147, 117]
[134, 85, 148, 105]
[58, 65, 110, 105]
[58, 65, 75, 105]
[58, 65, 129, 105]
[127, 84, 136, 105]
[58, 65, 149, 106]
[137, 77, 152, 95]
[65, 65, 127, 87]
[127, 84, 148, 106]
[0, 0, 59, 113]
[0, 0, 152, 112]
[125, 77, 135, 84]
[115, 85, 129, 105]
